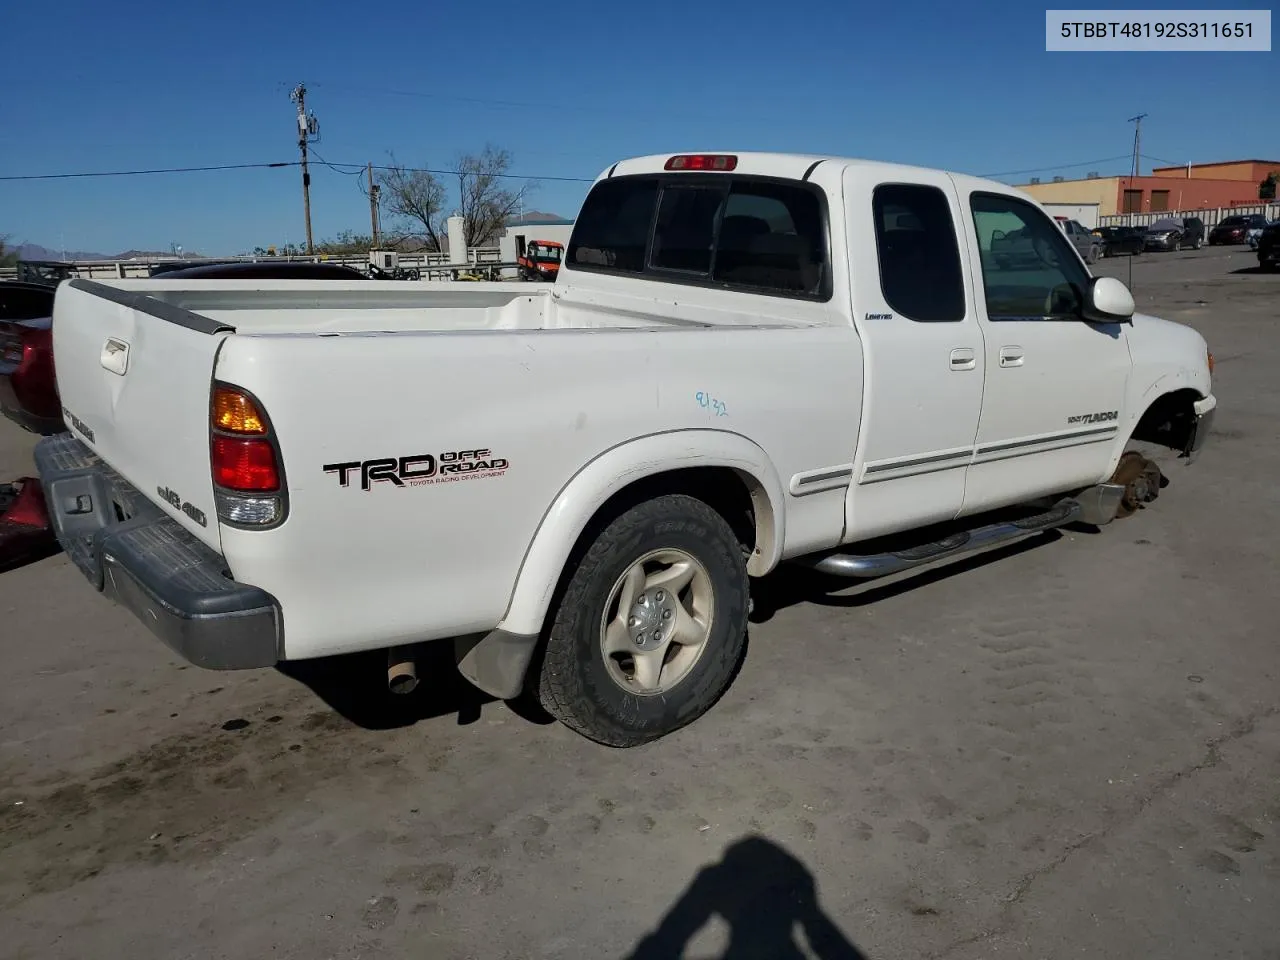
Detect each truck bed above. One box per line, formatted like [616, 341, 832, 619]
[96, 278, 820, 336]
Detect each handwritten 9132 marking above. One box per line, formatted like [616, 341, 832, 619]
[695, 391, 729, 417]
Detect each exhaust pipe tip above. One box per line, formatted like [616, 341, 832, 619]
[387, 647, 419, 695]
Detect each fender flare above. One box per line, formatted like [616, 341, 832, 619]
[1106, 371, 1206, 472]
[496, 429, 787, 638]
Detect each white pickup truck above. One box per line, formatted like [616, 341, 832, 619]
[35, 152, 1216, 746]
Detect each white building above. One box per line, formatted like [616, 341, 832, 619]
[1039, 202, 1101, 230]
[498, 218, 576, 272]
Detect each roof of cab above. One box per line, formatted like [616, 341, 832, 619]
[599, 152, 1024, 198]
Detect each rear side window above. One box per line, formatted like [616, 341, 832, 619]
[872, 184, 966, 323]
[567, 178, 658, 273]
[567, 174, 829, 299]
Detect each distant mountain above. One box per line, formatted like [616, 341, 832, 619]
[114, 249, 205, 260]
[14, 243, 204, 262]
[15, 242, 110, 262]
[508, 210, 569, 223]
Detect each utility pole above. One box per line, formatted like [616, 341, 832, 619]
[290, 84, 320, 255]
[367, 162, 381, 248]
[1126, 113, 1147, 290]
[1128, 113, 1147, 180]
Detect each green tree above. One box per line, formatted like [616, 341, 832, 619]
[1260, 172, 1278, 201]
[315, 230, 375, 255]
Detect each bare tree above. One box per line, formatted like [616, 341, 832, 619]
[377, 154, 447, 252]
[455, 145, 537, 248]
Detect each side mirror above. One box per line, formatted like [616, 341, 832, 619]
[1082, 276, 1134, 324]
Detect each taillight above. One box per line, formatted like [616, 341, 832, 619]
[212, 437, 279, 491]
[665, 154, 738, 171]
[210, 383, 286, 528]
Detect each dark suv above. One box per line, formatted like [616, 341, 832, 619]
[1257, 222, 1280, 271]
[1210, 213, 1269, 246]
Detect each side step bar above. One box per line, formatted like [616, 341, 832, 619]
[798, 498, 1083, 580]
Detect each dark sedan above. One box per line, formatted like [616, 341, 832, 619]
[1143, 217, 1205, 252]
[148, 259, 369, 279]
[1094, 226, 1145, 258]
[1209, 213, 1269, 246]
[0, 281, 59, 435]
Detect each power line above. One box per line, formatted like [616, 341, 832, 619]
[978, 155, 1134, 179]
[0, 158, 592, 184]
[0, 161, 297, 182]
[310, 147, 362, 176]
[353, 160, 594, 183]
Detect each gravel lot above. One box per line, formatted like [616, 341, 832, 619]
[1, 245, 1277, 960]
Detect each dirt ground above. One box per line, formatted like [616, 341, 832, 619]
[1, 245, 1277, 960]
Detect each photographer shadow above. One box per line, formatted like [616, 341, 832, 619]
[624, 835, 867, 960]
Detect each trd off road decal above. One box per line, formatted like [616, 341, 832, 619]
[323, 448, 510, 491]
[1066, 410, 1119, 425]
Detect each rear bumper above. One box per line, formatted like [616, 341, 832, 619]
[33, 432, 282, 670]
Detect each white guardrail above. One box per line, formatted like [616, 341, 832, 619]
[6, 247, 515, 282]
[1099, 201, 1280, 228]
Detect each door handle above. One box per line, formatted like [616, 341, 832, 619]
[100, 338, 130, 376]
[949, 348, 976, 372]
[999, 346, 1024, 368]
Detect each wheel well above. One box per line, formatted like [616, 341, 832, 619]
[547, 466, 764, 615]
[1131, 389, 1200, 453]
[582, 466, 760, 556]
[516, 467, 767, 694]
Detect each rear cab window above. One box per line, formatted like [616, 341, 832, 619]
[567, 173, 830, 300]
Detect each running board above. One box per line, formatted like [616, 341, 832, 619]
[799, 498, 1082, 580]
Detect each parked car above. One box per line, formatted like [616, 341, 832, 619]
[1144, 217, 1205, 252]
[1, 261, 369, 435]
[1053, 217, 1103, 263]
[1208, 213, 1269, 246]
[1094, 226, 1145, 258]
[35, 151, 1216, 746]
[1245, 218, 1276, 249]
[149, 260, 370, 280]
[0, 478, 55, 572]
[1257, 222, 1280, 270]
[0, 280, 60, 434]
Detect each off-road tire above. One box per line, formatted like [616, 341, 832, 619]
[536, 494, 749, 747]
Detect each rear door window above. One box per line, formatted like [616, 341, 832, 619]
[872, 184, 966, 323]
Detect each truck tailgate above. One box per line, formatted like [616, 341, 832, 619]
[51, 279, 228, 550]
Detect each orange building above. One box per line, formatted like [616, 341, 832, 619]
[1151, 159, 1280, 182]
[1020, 159, 1280, 216]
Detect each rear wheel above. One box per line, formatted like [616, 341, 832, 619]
[1087, 245, 1100, 264]
[536, 494, 750, 747]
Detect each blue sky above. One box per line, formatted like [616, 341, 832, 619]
[2, 0, 1275, 255]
